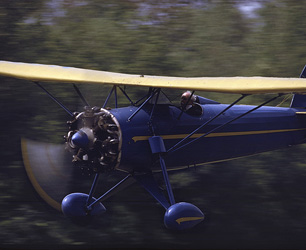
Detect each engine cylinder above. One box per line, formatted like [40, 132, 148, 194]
[65, 107, 122, 175]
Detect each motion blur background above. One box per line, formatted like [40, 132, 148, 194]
[1, 0, 306, 249]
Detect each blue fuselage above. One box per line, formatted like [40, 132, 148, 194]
[110, 103, 306, 173]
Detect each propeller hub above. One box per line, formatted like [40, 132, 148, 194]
[71, 128, 94, 148]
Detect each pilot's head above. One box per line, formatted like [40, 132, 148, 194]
[181, 91, 196, 106]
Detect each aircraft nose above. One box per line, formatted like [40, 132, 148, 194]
[71, 130, 89, 148]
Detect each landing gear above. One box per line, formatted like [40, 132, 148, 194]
[61, 174, 133, 222]
[135, 172, 205, 230]
[164, 202, 204, 230]
[62, 192, 106, 217]
[147, 136, 204, 230]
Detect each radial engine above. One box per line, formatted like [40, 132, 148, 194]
[64, 106, 122, 175]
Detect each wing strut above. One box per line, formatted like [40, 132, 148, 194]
[114, 86, 118, 108]
[73, 84, 90, 107]
[118, 86, 134, 106]
[103, 85, 116, 108]
[168, 94, 249, 153]
[169, 94, 284, 154]
[128, 88, 159, 121]
[103, 85, 135, 108]
[34, 82, 74, 117]
[148, 88, 161, 135]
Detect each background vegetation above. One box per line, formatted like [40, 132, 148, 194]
[1, 0, 306, 249]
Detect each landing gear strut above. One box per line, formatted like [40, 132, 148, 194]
[147, 136, 204, 230]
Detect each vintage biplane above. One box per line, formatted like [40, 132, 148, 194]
[1, 60, 306, 230]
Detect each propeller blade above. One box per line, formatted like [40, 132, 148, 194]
[21, 138, 89, 211]
[21, 138, 135, 211]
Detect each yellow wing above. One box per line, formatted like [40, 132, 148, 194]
[1, 60, 306, 94]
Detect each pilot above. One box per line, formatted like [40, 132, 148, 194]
[181, 91, 202, 116]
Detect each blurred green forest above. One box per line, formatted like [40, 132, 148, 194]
[1, 0, 306, 249]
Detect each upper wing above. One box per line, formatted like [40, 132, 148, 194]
[1, 60, 306, 94]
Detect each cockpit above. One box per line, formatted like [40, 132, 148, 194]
[149, 90, 220, 116]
